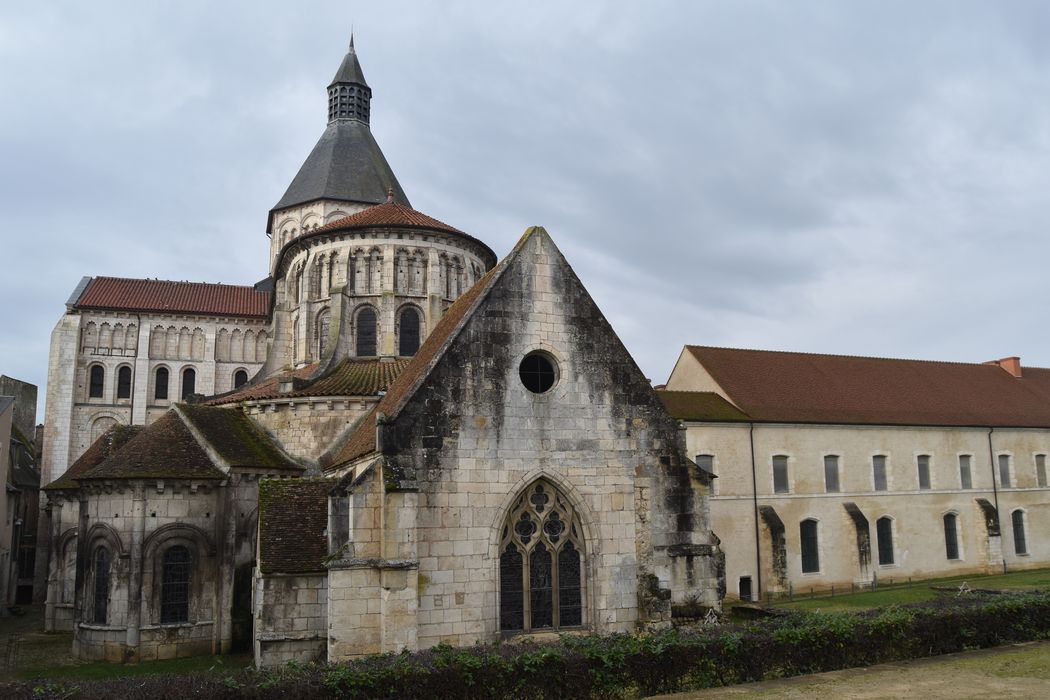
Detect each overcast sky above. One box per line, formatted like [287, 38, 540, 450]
[4, 1, 1050, 421]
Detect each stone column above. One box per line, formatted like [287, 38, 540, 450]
[125, 482, 146, 662]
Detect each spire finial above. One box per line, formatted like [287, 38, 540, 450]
[349, 26, 355, 52]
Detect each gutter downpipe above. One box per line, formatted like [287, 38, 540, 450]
[987, 427, 1007, 574]
[750, 422, 762, 601]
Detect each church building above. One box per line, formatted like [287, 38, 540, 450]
[40, 39, 724, 665]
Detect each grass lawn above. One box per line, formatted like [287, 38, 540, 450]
[18, 653, 253, 682]
[767, 567, 1050, 612]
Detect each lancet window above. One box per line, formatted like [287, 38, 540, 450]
[499, 480, 584, 633]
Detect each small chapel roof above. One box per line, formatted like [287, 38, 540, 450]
[258, 477, 336, 574]
[43, 424, 143, 490]
[656, 391, 751, 423]
[72, 277, 269, 318]
[207, 357, 411, 406]
[77, 412, 226, 482]
[177, 404, 302, 472]
[670, 345, 1050, 428]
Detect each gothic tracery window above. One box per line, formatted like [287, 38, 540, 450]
[500, 480, 584, 632]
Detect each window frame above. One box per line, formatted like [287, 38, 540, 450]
[397, 305, 422, 357]
[875, 516, 895, 566]
[695, 454, 716, 495]
[1011, 509, 1028, 556]
[115, 365, 132, 400]
[154, 366, 170, 401]
[180, 367, 196, 401]
[354, 305, 378, 357]
[943, 512, 961, 561]
[160, 545, 192, 624]
[872, 454, 888, 492]
[88, 364, 105, 399]
[998, 454, 1013, 488]
[799, 518, 820, 574]
[772, 455, 790, 494]
[916, 454, 931, 490]
[233, 369, 249, 389]
[958, 454, 973, 490]
[823, 454, 840, 493]
[1036, 454, 1047, 488]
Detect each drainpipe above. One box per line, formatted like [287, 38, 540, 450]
[987, 428, 1007, 574]
[749, 423, 762, 601]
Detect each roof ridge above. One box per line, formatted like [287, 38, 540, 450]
[90, 276, 261, 289]
[686, 344, 1049, 370]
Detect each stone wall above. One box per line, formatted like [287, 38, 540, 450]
[246, 399, 374, 466]
[253, 573, 328, 666]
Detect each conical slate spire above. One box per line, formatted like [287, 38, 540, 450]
[327, 36, 370, 124]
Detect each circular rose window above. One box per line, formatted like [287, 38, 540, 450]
[519, 352, 557, 394]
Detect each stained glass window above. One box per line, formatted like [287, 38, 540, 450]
[499, 480, 584, 632]
[161, 545, 191, 624]
[93, 547, 109, 624]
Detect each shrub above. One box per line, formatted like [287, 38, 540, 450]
[7, 591, 1050, 700]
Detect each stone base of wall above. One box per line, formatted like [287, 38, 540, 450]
[257, 636, 327, 666]
[45, 603, 74, 632]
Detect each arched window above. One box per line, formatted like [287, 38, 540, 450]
[161, 545, 191, 624]
[93, 547, 110, 624]
[116, 366, 132, 399]
[317, 309, 331, 358]
[356, 307, 377, 357]
[800, 519, 819, 573]
[499, 480, 584, 632]
[876, 516, 894, 565]
[89, 365, 105, 398]
[155, 367, 169, 400]
[233, 370, 249, 389]
[943, 513, 960, 560]
[181, 368, 196, 400]
[399, 307, 421, 356]
[1012, 510, 1028, 555]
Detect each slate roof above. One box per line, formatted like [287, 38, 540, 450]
[74, 277, 269, 318]
[270, 120, 410, 216]
[331, 40, 367, 86]
[682, 345, 1050, 428]
[208, 357, 410, 405]
[258, 478, 335, 574]
[43, 424, 143, 490]
[177, 404, 302, 472]
[656, 391, 751, 422]
[78, 412, 225, 481]
[325, 230, 526, 470]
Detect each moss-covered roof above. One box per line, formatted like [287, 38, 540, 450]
[78, 412, 226, 482]
[258, 477, 335, 574]
[208, 357, 410, 406]
[656, 390, 751, 422]
[177, 404, 302, 472]
[43, 424, 143, 490]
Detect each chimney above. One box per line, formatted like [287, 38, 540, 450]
[985, 356, 1023, 378]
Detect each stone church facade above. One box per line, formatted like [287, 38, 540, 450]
[40, 39, 724, 665]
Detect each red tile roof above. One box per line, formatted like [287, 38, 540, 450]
[258, 477, 335, 574]
[75, 277, 270, 317]
[682, 346, 1050, 428]
[314, 201, 463, 235]
[208, 357, 411, 405]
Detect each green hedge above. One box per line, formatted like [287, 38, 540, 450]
[8, 592, 1050, 699]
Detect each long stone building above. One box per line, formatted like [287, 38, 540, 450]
[39, 38, 723, 664]
[661, 346, 1050, 602]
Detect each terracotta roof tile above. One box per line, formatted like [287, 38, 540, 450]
[313, 201, 463, 235]
[657, 391, 751, 422]
[177, 404, 302, 472]
[685, 346, 1050, 427]
[75, 277, 269, 317]
[208, 357, 410, 405]
[79, 412, 226, 481]
[258, 477, 335, 574]
[43, 424, 143, 490]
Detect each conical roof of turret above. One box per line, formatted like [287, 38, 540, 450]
[268, 37, 409, 228]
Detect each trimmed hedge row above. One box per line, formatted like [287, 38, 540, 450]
[8, 592, 1050, 699]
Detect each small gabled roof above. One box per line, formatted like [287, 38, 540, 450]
[73, 277, 269, 318]
[683, 345, 1050, 428]
[177, 404, 301, 472]
[207, 357, 411, 406]
[43, 424, 143, 490]
[78, 412, 225, 482]
[325, 229, 541, 470]
[657, 391, 751, 422]
[258, 477, 336, 574]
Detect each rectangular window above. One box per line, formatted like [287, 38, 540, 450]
[999, 454, 1012, 488]
[872, 455, 887, 491]
[1037, 455, 1047, 488]
[959, 455, 972, 490]
[738, 576, 752, 602]
[917, 455, 931, 490]
[800, 520, 820, 573]
[944, 513, 960, 560]
[824, 455, 840, 493]
[1012, 510, 1028, 555]
[772, 455, 789, 494]
[695, 454, 716, 495]
[876, 517, 895, 565]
